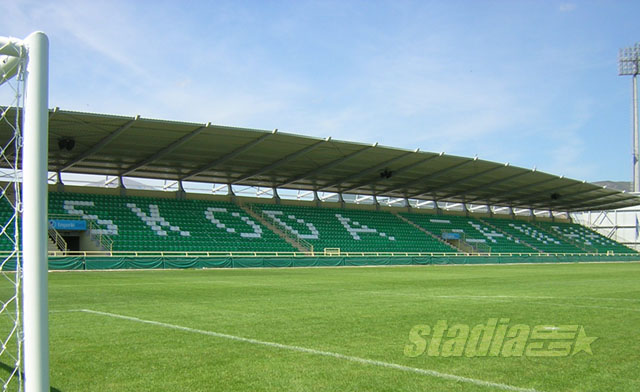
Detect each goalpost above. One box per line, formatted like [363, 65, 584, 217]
[0, 32, 49, 392]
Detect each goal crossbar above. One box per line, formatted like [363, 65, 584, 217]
[0, 37, 23, 86]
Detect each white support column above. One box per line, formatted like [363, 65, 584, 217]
[21, 31, 50, 392]
[619, 44, 640, 193]
[313, 190, 320, 207]
[373, 194, 380, 211]
[273, 187, 281, 204]
[176, 180, 186, 199]
[56, 171, 64, 192]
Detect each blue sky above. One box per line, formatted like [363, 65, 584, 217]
[2, 0, 639, 183]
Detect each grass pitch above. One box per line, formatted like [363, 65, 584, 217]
[33, 262, 640, 390]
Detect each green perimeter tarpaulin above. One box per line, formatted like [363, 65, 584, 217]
[1, 254, 639, 271]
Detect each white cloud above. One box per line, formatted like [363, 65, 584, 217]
[0, 0, 630, 183]
[558, 3, 577, 12]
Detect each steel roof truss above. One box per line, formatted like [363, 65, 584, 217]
[558, 193, 636, 211]
[568, 199, 634, 212]
[180, 132, 274, 182]
[276, 145, 375, 189]
[416, 164, 507, 200]
[340, 154, 439, 194]
[441, 170, 532, 201]
[477, 176, 561, 205]
[513, 182, 584, 205]
[120, 123, 210, 177]
[322, 150, 416, 192]
[528, 187, 612, 209]
[58, 115, 140, 172]
[231, 138, 328, 185]
[377, 158, 475, 196]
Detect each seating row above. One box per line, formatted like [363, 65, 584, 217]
[0, 192, 632, 255]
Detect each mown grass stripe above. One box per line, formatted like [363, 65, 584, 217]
[78, 308, 540, 392]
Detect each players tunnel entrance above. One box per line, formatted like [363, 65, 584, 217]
[61, 235, 80, 252]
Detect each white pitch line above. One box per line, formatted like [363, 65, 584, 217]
[434, 295, 640, 303]
[432, 296, 640, 313]
[573, 297, 640, 303]
[78, 309, 539, 392]
[434, 295, 555, 300]
[521, 301, 640, 313]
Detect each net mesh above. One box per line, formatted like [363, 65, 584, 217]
[0, 39, 25, 391]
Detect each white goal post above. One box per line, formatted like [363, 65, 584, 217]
[0, 32, 50, 392]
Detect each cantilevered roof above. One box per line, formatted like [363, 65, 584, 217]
[1, 107, 638, 212]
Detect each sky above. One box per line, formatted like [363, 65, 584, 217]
[1, 0, 639, 183]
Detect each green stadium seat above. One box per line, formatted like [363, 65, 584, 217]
[42, 191, 637, 255]
[253, 204, 456, 253]
[399, 212, 534, 253]
[48, 192, 295, 252]
[537, 221, 635, 254]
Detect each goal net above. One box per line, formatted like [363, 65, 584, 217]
[0, 35, 25, 391]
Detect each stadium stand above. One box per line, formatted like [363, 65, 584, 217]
[250, 204, 457, 253]
[48, 192, 296, 252]
[399, 212, 535, 253]
[537, 221, 634, 254]
[41, 191, 637, 255]
[483, 218, 585, 254]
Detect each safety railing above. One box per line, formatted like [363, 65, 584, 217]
[241, 204, 314, 253]
[48, 213, 113, 252]
[442, 230, 492, 255]
[47, 226, 67, 253]
[87, 220, 113, 252]
[323, 248, 341, 256]
[31, 250, 640, 258]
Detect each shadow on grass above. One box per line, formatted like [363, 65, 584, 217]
[0, 361, 62, 391]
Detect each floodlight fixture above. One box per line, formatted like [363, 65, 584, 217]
[619, 43, 640, 76]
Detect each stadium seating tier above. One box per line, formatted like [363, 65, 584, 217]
[48, 192, 295, 252]
[253, 204, 457, 253]
[0, 192, 632, 255]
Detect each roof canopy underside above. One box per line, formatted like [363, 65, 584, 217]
[1, 108, 638, 212]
